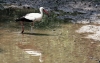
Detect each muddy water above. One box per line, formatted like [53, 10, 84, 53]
[0, 24, 100, 63]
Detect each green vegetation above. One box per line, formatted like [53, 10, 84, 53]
[0, 7, 85, 29]
[0, 8, 62, 29]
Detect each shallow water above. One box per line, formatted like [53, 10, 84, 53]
[0, 24, 100, 63]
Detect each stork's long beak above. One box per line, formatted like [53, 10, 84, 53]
[43, 9, 49, 16]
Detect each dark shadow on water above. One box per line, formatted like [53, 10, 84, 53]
[0, 48, 4, 53]
[23, 32, 57, 36]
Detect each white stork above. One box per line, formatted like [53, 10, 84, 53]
[16, 7, 49, 33]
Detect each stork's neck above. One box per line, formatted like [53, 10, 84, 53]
[40, 9, 43, 16]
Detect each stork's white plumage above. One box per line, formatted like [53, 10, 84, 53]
[24, 13, 42, 21]
[16, 7, 49, 33]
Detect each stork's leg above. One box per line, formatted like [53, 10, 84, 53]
[32, 22, 34, 26]
[20, 21, 24, 33]
[31, 22, 34, 32]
